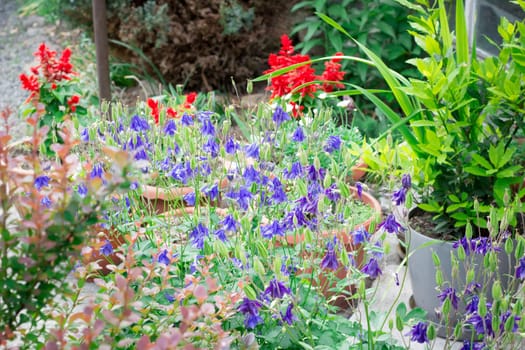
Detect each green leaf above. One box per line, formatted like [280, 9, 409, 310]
[405, 307, 427, 322]
[471, 154, 493, 170]
[396, 302, 407, 319]
[464, 166, 489, 177]
[454, 0, 469, 64]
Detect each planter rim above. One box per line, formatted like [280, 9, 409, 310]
[142, 178, 229, 201]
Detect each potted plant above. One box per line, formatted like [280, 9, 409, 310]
[315, 0, 525, 337]
[82, 96, 230, 215]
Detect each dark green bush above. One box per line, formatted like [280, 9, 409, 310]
[32, 0, 298, 92]
[292, 0, 423, 137]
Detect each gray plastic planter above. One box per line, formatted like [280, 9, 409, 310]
[407, 209, 516, 339]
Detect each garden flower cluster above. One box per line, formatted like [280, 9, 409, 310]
[264, 34, 346, 116]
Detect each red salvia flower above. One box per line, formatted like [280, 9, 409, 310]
[67, 95, 80, 112]
[320, 52, 345, 92]
[265, 35, 346, 105]
[20, 73, 39, 93]
[167, 107, 178, 119]
[147, 98, 160, 124]
[185, 92, 197, 106]
[289, 101, 304, 118]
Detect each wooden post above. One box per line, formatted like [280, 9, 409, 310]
[92, 0, 111, 105]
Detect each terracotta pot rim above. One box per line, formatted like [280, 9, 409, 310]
[158, 206, 229, 221]
[283, 186, 382, 246]
[350, 158, 368, 182]
[142, 178, 229, 201]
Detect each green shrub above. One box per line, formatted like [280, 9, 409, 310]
[291, 0, 422, 137]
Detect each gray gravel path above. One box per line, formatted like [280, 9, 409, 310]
[0, 0, 60, 138]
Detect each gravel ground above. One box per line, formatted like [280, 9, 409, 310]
[0, 0, 61, 138]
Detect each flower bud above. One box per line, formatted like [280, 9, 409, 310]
[492, 281, 502, 300]
[253, 256, 265, 278]
[432, 252, 441, 267]
[244, 285, 257, 300]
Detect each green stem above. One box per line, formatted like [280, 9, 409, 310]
[363, 300, 374, 350]
[379, 233, 411, 332]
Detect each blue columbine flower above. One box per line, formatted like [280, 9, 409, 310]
[203, 137, 219, 158]
[324, 135, 342, 154]
[281, 303, 297, 325]
[189, 255, 203, 274]
[243, 165, 260, 185]
[500, 311, 520, 333]
[189, 223, 209, 249]
[244, 143, 260, 160]
[225, 137, 239, 154]
[134, 148, 149, 161]
[264, 278, 291, 299]
[437, 287, 459, 310]
[203, 183, 219, 201]
[466, 308, 494, 337]
[461, 341, 486, 350]
[283, 162, 303, 180]
[221, 215, 238, 232]
[407, 322, 429, 343]
[181, 113, 194, 126]
[237, 186, 253, 211]
[306, 165, 325, 183]
[158, 249, 171, 265]
[261, 220, 285, 239]
[163, 119, 177, 136]
[272, 106, 290, 127]
[170, 163, 189, 184]
[321, 240, 339, 270]
[41, 196, 52, 208]
[362, 258, 382, 279]
[214, 229, 228, 242]
[355, 182, 363, 199]
[453, 237, 474, 256]
[200, 118, 216, 136]
[471, 237, 501, 255]
[80, 128, 89, 142]
[158, 156, 172, 172]
[352, 226, 370, 244]
[402, 173, 412, 189]
[90, 163, 104, 179]
[291, 126, 305, 142]
[392, 187, 407, 206]
[100, 240, 113, 256]
[78, 183, 88, 198]
[516, 257, 525, 279]
[377, 214, 405, 235]
[165, 292, 175, 303]
[183, 192, 196, 206]
[324, 183, 340, 202]
[34, 175, 50, 190]
[466, 295, 480, 314]
[238, 298, 263, 329]
[130, 114, 150, 132]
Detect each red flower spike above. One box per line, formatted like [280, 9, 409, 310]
[67, 95, 80, 113]
[20, 73, 39, 92]
[167, 107, 178, 119]
[185, 92, 197, 105]
[147, 98, 160, 124]
[320, 52, 345, 92]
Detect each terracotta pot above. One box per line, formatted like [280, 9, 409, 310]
[280, 187, 382, 309]
[81, 225, 126, 282]
[350, 158, 368, 182]
[141, 178, 229, 214]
